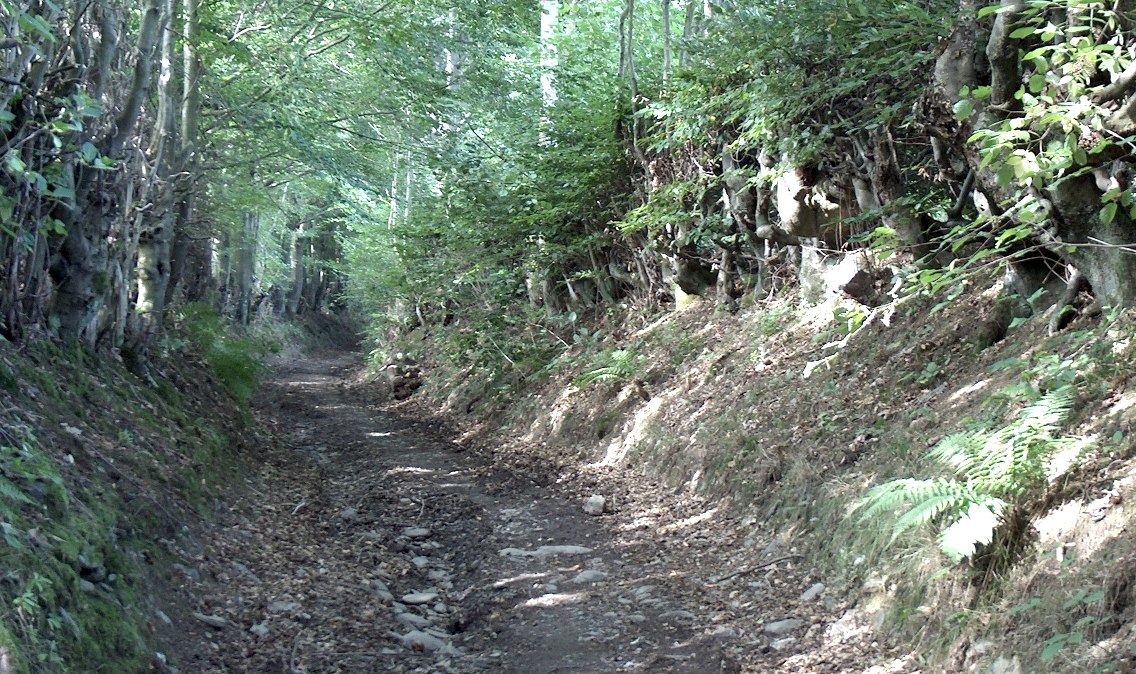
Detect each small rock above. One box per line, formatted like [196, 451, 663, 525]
[432, 602, 447, 614]
[658, 610, 696, 622]
[172, 563, 200, 582]
[583, 496, 606, 516]
[192, 612, 228, 629]
[627, 614, 647, 624]
[403, 527, 432, 539]
[770, 637, 797, 651]
[401, 592, 439, 605]
[249, 623, 270, 639]
[396, 613, 431, 629]
[232, 562, 261, 583]
[337, 508, 359, 523]
[800, 582, 826, 602]
[371, 580, 394, 602]
[412, 556, 431, 569]
[267, 601, 301, 614]
[155, 609, 172, 626]
[79, 580, 98, 594]
[396, 630, 461, 656]
[764, 618, 804, 636]
[986, 656, 1023, 674]
[571, 570, 608, 584]
[632, 585, 654, 598]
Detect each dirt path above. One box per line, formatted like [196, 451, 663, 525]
[162, 355, 906, 674]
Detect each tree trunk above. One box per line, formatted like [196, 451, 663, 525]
[286, 221, 306, 316]
[166, 0, 202, 308]
[236, 212, 257, 324]
[129, 0, 179, 353]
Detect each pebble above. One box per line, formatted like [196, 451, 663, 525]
[583, 495, 606, 515]
[770, 637, 797, 651]
[79, 580, 98, 594]
[658, 610, 696, 622]
[412, 556, 431, 568]
[172, 563, 200, 582]
[371, 580, 395, 602]
[986, 656, 1023, 674]
[192, 613, 228, 629]
[396, 630, 461, 656]
[571, 570, 608, 584]
[396, 613, 431, 629]
[403, 527, 432, 539]
[337, 508, 359, 522]
[800, 582, 826, 601]
[401, 592, 439, 605]
[764, 618, 805, 636]
[267, 601, 301, 614]
[499, 545, 593, 558]
[250, 623, 270, 639]
[231, 562, 261, 583]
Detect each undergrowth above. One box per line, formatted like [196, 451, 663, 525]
[174, 303, 267, 403]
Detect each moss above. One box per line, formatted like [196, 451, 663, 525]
[72, 597, 150, 672]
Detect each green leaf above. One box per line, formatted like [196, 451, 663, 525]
[1029, 73, 1046, 93]
[1100, 201, 1118, 225]
[79, 142, 98, 163]
[16, 13, 56, 43]
[953, 99, 974, 121]
[1041, 636, 1067, 663]
[1009, 26, 1037, 40]
[1008, 597, 1041, 616]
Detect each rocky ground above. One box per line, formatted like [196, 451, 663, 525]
[160, 354, 921, 673]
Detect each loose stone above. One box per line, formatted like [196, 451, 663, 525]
[401, 591, 439, 605]
[764, 618, 805, 636]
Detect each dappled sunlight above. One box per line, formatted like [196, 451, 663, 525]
[367, 431, 395, 438]
[593, 394, 667, 466]
[617, 506, 667, 532]
[658, 507, 719, 535]
[285, 379, 329, 387]
[491, 570, 557, 589]
[519, 592, 588, 608]
[948, 378, 990, 403]
[385, 466, 435, 476]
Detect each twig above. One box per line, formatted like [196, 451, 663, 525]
[291, 500, 307, 515]
[289, 629, 306, 673]
[713, 554, 804, 583]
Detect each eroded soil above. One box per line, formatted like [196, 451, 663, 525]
[162, 355, 913, 673]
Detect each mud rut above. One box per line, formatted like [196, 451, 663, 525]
[168, 356, 902, 674]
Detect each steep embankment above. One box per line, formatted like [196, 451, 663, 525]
[0, 336, 251, 672]
[406, 281, 1136, 673]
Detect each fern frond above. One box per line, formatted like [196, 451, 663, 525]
[855, 477, 956, 520]
[0, 477, 32, 507]
[928, 430, 984, 474]
[971, 386, 1075, 493]
[891, 482, 978, 541]
[938, 497, 1007, 562]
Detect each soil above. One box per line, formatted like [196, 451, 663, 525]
[163, 352, 911, 674]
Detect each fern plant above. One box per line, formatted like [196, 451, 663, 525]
[853, 386, 1077, 563]
[573, 348, 643, 388]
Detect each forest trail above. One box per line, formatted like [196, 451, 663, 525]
[166, 355, 906, 674]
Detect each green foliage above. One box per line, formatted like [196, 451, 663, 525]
[853, 386, 1079, 563]
[1009, 588, 1108, 665]
[573, 348, 644, 388]
[177, 303, 264, 403]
